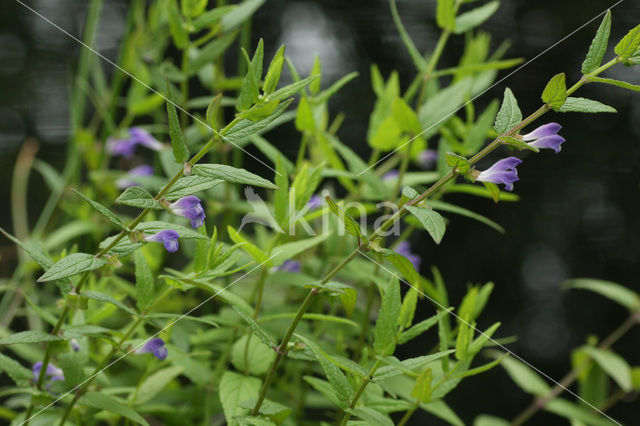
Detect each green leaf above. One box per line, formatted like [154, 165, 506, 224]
[398, 287, 419, 329]
[495, 352, 551, 396]
[294, 96, 315, 132]
[224, 100, 292, 143]
[72, 189, 128, 231]
[231, 334, 276, 376]
[37, 253, 107, 282]
[83, 392, 149, 425]
[0, 353, 33, 386]
[429, 200, 505, 233]
[227, 226, 268, 263]
[500, 136, 539, 153]
[588, 76, 640, 92]
[494, 88, 522, 133]
[399, 310, 448, 344]
[614, 24, 640, 60]
[346, 407, 394, 426]
[374, 350, 454, 380]
[135, 366, 184, 405]
[294, 334, 354, 408]
[206, 94, 223, 131]
[220, 0, 266, 32]
[232, 306, 274, 348]
[325, 195, 364, 242]
[411, 368, 433, 403]
[236, 39, 264, 111]
[558, 97, 617, 113]
[238, 398, 291, 424]
[405, 205, 446, 244]
[444, 152, 471, 174]
[474, 415, 510, 426]
[582, 10, 611, 74]
[583, 347, 633, 392]
[266, 75, 318, 102]
[189, 32, 239, 75]
[219, 372, 262, 425]
[193, 164, 277, 189]
[84, 290, 140, 317]
[541, 73, 568, 110]
[167, 0, 188, 49]
[374, 277, 401, 354]
[181, 0, 208, 17]
[271, 234, 329, 267]
[436, 0, 456, 31]
[135, 250, 154, 312]
[166, 81, 189, 163]
[166, 175, 224, 200]
[390, 0, 428, 71]
[316, 71, 359, 104]
[454, 1, 500, 34]
[562, 278, 640, 310]
[192, 6, 234, 30]
[0, 227, 54, 270]
[263, 45, 285, 94]
[0, 330, 63, 345]
[116, 186, 161, 209]
[545, 398, 618, 426]
[383, 249, 420, 287]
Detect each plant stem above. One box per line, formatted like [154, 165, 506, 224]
[339, 358, 384, 425]
[397, 403, 419, 426]
[250, 58, 624, 418]
[510, 310, 640, 426]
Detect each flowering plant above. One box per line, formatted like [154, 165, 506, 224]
[1, 1, 639, 426]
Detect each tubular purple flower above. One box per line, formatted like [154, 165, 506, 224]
[170, 196, 206, 228]
[277, 260, 301, 273]
[70, 338, 80, 352]
[307, 194, 323, 210]
[145, 230, 180, 253]
[32, 361, 64, 383]
[116, 164, 154, 189]
[475, 157, 522, 191]
[135, 338, 168, 360]
[417, 149, 438, 169]
[107, 127, 163, 158]
[521, 123, 565, 153]
[394, 241, 422, 271]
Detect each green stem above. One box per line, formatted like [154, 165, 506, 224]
[339, 358, 384, 425]
[510, 310, 639, 426]
[397, 402, 419, 426]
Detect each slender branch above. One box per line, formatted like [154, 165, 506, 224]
[510, 310, 640, 426]
[250, 57, 623, 417]
[339, 358, 384, 426]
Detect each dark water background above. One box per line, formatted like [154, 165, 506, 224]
[1, 0, 639, 424]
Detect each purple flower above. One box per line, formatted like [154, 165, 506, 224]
[145, 230, 180, 253]
[70, 338, 80, 352]
[382, 170, 399, 181]
[107, 127, 164, 158]
[417, 149, 438, 169]
[32, 361, 64, 383]
[135, 338, 168, 360]
[116, 165, 154, 189]
[394, 241, 422, 271]
[169, 196, 206, 228]
[307, 195, 323, 210]
[277, 260, 301, 273]
[521, 123, 565, 153]
[475, 157, 522, 191]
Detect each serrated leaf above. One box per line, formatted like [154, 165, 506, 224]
[167, 0, 188, 49]
[135, 366, 184, 405]
[398, 287, 418, 329]
[582, 10, 611, 74]
[444, 152, 471, 174]
[588, 76, 640, 92]
[232, 306, 274, 348]
[559, 96, 616, 113]
[72, 189, 128, 230]
[295, 334, 354, 407]
[541, 73, 567, 110]
[454, 1, 500, 34]
[37, 253, 107, 282]
[0, 331, 64, 345]
[383, 249, 420, 287]
[116, 186, 162, 209]
[583, 347, 633, 392]
[325, 195, 364, 241]
[411, 368, 433, 403]
[236, 39, 264, 111]
[614, 24, 640, 60]
[266, 75, 317, 102]
[399, 311, 448, 344]
[374, 277, 401, 354]
[346, 407, 394, 426]
[83, 392, 149, 425]
[405, 205, 446, 244]
[563, 278, 640, 310]
[0, 353, 33, 386]
[223, 100, 292, 143]
[135, 249, 154, 312]
[166, 81, 189, 163]
[166, 175, 224, 200]
[263, 46, 285, 94]
[494, 88, 522, 133]
[436, 0, 456, 31]
[193, 164, 277, 189]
